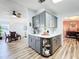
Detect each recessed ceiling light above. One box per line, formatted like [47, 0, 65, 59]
[52, 0, 63, 3]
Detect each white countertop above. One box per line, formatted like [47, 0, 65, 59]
[29, 34, 61, 38]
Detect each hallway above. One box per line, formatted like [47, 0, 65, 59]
[0, 38, 79, 59]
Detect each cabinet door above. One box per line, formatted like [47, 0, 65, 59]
[31, 37, 35, 49]
[57, 35, 61, 47]
[46, 13, 57, 28]
[52, 37, 58, 53]
[28, 35, 32, 47]
[53, 16, 57, 28]
[50, 16, 57, 27]
[46, 12, 52, 27]
[33, 15, 40, 28]
[35, 38, 40, 53]
[40, 11, 46, 27]
[53, 38, 57, 53]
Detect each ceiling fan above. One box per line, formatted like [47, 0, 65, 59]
[39, 0, 45, 3]
[12, 11, 21, 18]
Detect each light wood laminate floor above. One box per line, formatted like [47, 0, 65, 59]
[0, 38, 79, 59]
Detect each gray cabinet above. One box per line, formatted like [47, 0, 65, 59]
[35, 38, 40, 53]
[33, 11, 56, 28]
[57, 35, 61, 47]
[52, 38, 57, 53]
[28, 35, 41, 53]
[31, 37, 35, 49]
[46, 13, 57, 28]
[32, 15, 40, 28]
[39, 11, 46, 27]
[28, 35, 35, 49]
[28, 35, 32, 47]
[52, 35, 61, 53]
[32, 11, 57, 34]
[28, 35, 61, 57]
[32, 15, 40, 34]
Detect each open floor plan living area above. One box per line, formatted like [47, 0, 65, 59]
[0, 0, 79, 59]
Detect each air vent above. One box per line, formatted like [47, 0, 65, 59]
[39, 0, 45, 3]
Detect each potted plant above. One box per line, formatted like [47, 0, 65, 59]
[0, 26, 2, 39]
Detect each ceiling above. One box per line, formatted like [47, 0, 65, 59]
[10, 0, 79, 16]
[0, 0, 26, 24]
[0, 0, 79, 17]
[0, 0, 26, 17]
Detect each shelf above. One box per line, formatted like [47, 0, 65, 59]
[45, 45, 51, 47]
[42, 44, 51, 48]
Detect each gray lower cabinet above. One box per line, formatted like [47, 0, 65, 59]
[35, 38, 40, 53]
[28, 35, 41, 53]
[28, 35, 32, 47]
[52, 38, 57, 53]
[28, 35, 35, 49]
[31, 37, 35, 49]
[52, 35, 61, 53]
[28, 35, 61, 57]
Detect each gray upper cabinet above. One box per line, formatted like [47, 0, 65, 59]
[32, 11, 57, 34]
[39, 11, 46, 27]
[46, 12, 57, 28]
[32, 15, 40, 28]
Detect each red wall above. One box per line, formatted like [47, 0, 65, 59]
[63, 20, 79, 37]
[63, 21, 79, 32]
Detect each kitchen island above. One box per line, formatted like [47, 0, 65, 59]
[28, 34, 61, 57]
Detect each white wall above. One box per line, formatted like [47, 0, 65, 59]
[0, 15, 25, 37]
[0, 0, 29, 38]
[27, 9, 36, 34]
[23, 9, 36, 46]
[9, 17, 27, 37]
[8, 9, 36, 43]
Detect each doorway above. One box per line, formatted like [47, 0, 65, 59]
[63, 16, 79, 43]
